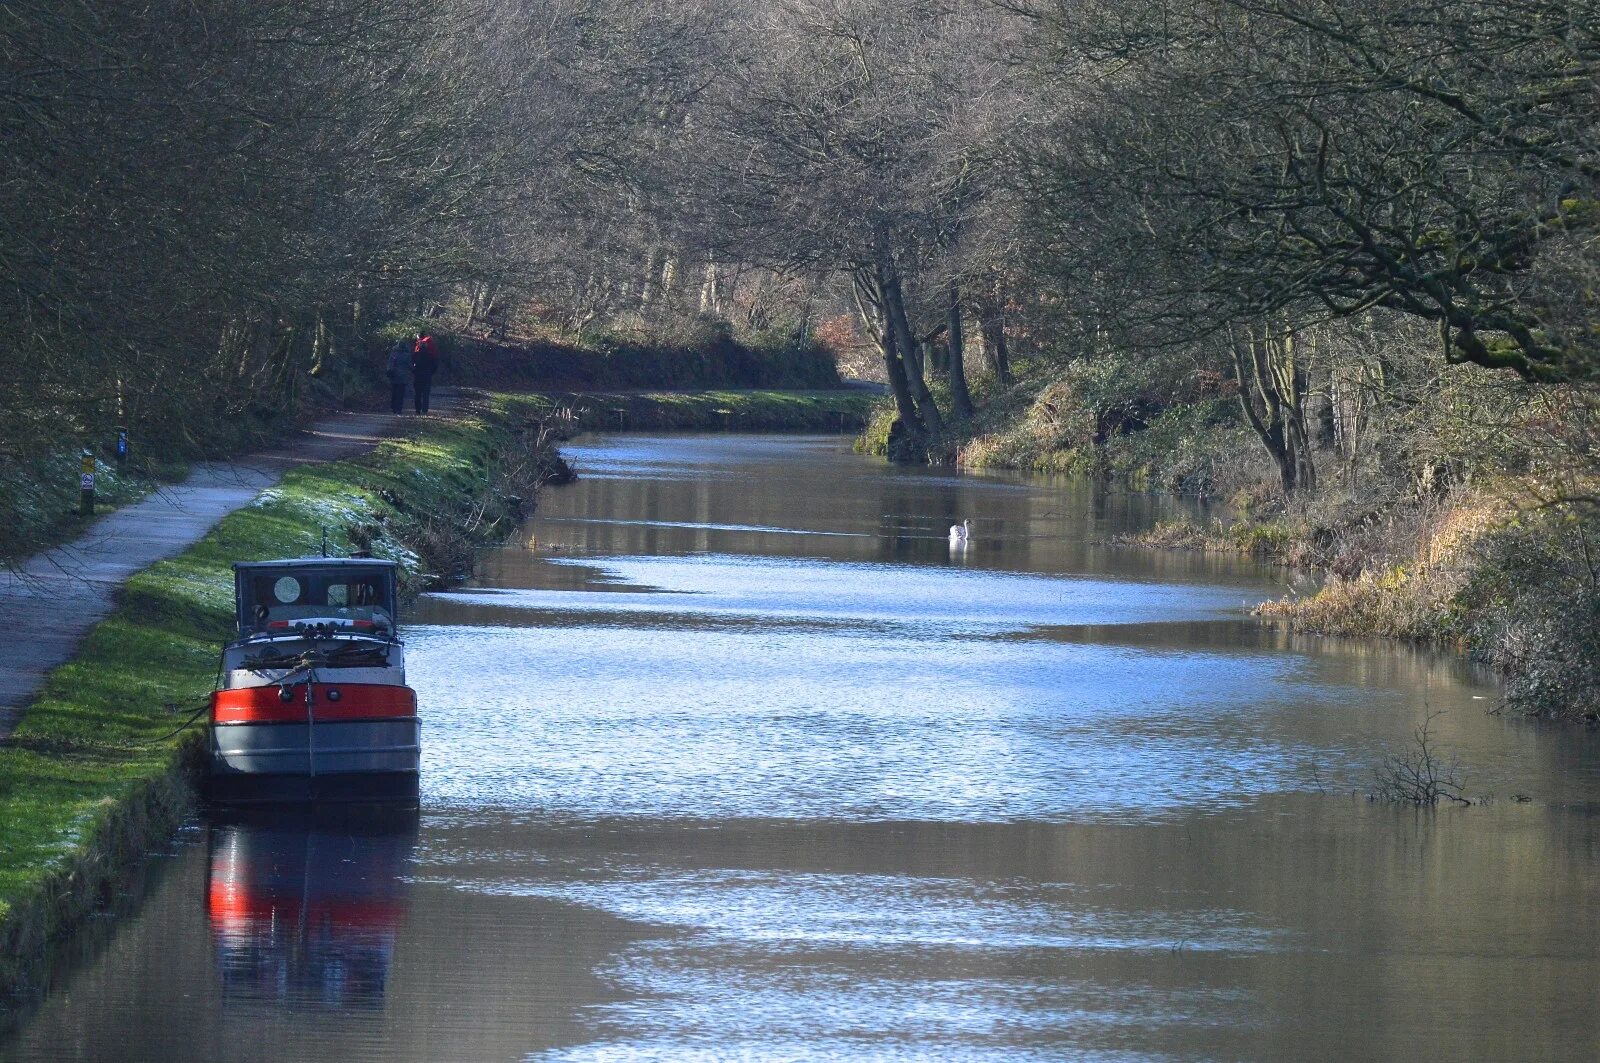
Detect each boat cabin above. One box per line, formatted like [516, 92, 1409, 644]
[233, 557, 400, 638]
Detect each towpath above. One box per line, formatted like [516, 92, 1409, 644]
[0, 391, 459, 741]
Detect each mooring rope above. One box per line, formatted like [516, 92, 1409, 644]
[115, 700, 211, 748]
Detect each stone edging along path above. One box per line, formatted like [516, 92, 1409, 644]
[0, 390, 458, 742]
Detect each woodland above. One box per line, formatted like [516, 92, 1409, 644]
[3, 0, 1597, 712]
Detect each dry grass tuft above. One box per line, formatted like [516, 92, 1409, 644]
[1255, 490, 1509, 643]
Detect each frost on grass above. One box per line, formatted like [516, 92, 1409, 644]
[155, 566, 234, 611]
[50, 809, 98, 854]
[250, 487, 369, 526]
[249, 478, 426, 575]
[251, 486, 363, 519]
[369, 536, 423, 575]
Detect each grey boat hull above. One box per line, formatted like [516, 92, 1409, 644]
[208, 718, 420, 804]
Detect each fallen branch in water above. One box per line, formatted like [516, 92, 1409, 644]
[1369, 710, 1471, 806]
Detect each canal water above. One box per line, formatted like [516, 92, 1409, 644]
[8, 433, 1600, 1062]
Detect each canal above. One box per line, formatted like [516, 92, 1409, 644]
[7, 433, 1600, 1061]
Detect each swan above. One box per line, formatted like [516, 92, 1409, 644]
[948, 519, 970, 545]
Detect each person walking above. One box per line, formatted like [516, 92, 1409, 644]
[411, 330, 439, 414]
[386, 339, 410, 414]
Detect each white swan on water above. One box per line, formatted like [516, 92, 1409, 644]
[948, 519, 970, 546]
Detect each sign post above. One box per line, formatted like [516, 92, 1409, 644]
[79, 451, 96, 516]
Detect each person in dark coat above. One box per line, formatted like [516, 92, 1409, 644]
[386, 340, 410, 414]
[411, 331, 439, 414]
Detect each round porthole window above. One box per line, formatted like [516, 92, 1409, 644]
[272, 575, 302, 604]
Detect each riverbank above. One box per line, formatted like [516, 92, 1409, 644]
[0, 394, 561, 1020]
[858, 370, 1600, 721]
[1105, 479, 1599, 721]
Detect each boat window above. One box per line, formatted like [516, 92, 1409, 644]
[242, 569, 395, 633]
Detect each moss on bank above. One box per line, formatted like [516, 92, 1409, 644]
[1114, 516, 1299, 559]
[0, 393, 558, 1016]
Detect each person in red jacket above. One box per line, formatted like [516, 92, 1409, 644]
[411, 331, 439, 414]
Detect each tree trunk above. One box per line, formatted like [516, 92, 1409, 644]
[1330, 360, 1370, 485]
[659, 255, 678, 310]
[946, 282, 974, 418]
[879, 265, 943, 435]
[853, 269, 923, 444]
[700, 258, 722, 316]
[638, 248, 665, 311]
[977, 290, 1012, 384]
[1231, 322, 1316, 496]
[1315, 361, 1336, 447]
[309, 309, 331, 377]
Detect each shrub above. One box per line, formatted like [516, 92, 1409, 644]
[1459, 510, 1600, 719]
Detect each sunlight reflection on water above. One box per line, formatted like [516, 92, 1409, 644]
[12, 434, 1600, 1063]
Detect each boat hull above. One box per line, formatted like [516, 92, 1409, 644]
[207, 681, 419, 804]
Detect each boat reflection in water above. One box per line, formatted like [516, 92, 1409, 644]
[205, 804, 419, 1010]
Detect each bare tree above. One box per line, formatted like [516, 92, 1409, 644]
[0, 0, 514, 461]
[1021, 0, 1600, 383]
[662, 0, 1025, 454]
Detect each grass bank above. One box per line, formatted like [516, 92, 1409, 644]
[0, 393, 562, 1018]
[517, 388, 879, 433]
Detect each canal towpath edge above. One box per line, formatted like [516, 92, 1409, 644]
[0, 390, 460, 743]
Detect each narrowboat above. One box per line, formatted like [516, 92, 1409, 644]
[207, 557, 420, 803]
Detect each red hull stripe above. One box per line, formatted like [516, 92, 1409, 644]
[211, 683, 417, 724]
[207, 880, 406, 929]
